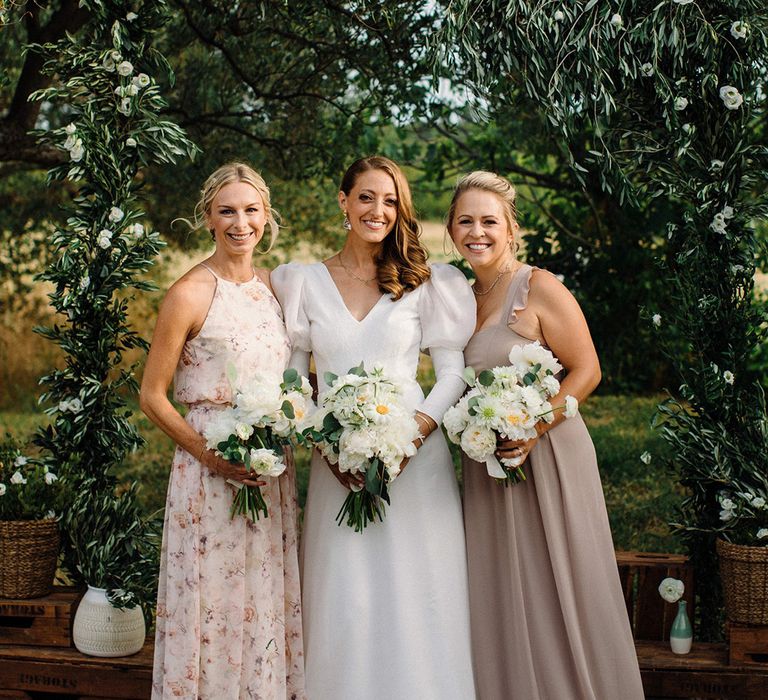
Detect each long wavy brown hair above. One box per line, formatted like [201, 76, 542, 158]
[340, 156, 430, 299]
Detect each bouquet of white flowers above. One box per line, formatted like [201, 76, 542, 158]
[443, 341, 578, 483]
[203, 368, 312, 520]
[301, 363, 420, 532]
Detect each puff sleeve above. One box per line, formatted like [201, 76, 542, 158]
[416, 263, 476, 424]
[270, 263, 311, 377]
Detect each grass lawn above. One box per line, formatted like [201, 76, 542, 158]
[0, 392, 684, 554]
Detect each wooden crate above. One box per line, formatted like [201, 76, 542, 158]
[0, 640, 153, 699]
[616, 550, 694, 641]
[729, 623, 768, 666]
[0, 587, 81, 647]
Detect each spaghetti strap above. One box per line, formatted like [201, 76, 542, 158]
[199, 262, 219, 280]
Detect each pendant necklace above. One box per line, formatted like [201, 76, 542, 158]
[338, 252, 377, 284]
[473, 261, 513, 296]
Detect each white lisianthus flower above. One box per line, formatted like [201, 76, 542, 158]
[69, 139, 84, 162]
[554, 9, 564, 21]
[710, 213, 727, 234]
[64, 123, 77, 135]
[723, 370, 735, 385]
[44, 471, 58, 485]
[128, 222, 144, 238]
[102, 54, 116, 72]
[0, 483, 5, 496]
[640, 63, 654, 77]
[234, 422, 253, 440]
[136, 73, 150, 88]
[720, 497, 735, 510]
[10, 471, 27, 485]
[721, 205, 734, 219]
[79, 274, 90, 291]
[658, 577, 684, 603]
[118, 98, 132, 116]
[68, 398, 83, 413]
[249, 448, 285, 477]
[460, 426, 497, 462]
[674, 96, 688, 111]
[126, 11, 138, 21]
[640, 451, 652, 465]
[563, 395, 579, 418]
[711, 160, 724, 172]
[110, 50, 122, 63]
[126, 137, 137, 147]
[63, 133, 78, 150]
[109, 206, 124, 222]
[609, 13, 622, 28]
[652, 313, 662, 327]
[719, 85, 743, 110]
[752, 497, 766, 509]
[97, 229, 113, 249]
[730, 21, 748, 39]
[13, 455, 28, 467]
[117, 60, 134, 77]
[757, 528, 768, 539]
[126, 83, 139, 97]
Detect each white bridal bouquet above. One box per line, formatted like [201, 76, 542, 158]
[443, 341, 578, 483]
[203, 368, 312, 521]
[300, 363, 421, 532]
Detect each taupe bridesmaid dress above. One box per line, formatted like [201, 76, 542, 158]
[463, 264, 644, 700]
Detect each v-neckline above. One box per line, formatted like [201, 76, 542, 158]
[319, 262, 387, 324]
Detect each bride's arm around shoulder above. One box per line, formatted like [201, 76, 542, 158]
[528, 269, 601, 398]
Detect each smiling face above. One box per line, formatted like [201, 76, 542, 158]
[449, 188, 516, 271]
[206, 181, 267, 254]
[338, 169, 398, 245]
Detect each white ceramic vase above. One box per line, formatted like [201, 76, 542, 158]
[72, 585, 146, 657]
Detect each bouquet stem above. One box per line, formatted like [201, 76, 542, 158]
[230, 483, 269, 521]
[335, 459, 391, 532]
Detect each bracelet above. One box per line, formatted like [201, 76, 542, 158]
[415, 435, 425, 448]
[197, 442, 207, 464]
[414, 413, 435, 435]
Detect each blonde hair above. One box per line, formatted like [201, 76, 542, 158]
[446, 171, 518, 240]
[340, 156, 430, 299]
[185, 162, 280, 251]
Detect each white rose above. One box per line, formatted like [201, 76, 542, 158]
[730, 21, 748, 40]
[640, 451, 652, 465]
[64, 123, 77, 135]
[117, 60, 133, 77]
[752, 497, 766, 509]
[68, 398, 83, 413]
[554, 10, 564, 21]
[721, 205, 734, 219]
[44, 471, 58, 485]
[460, 426, 497, 462]
[109, 206, 124, 222]
[757, 528, 768, 539]
[13, 455, 28, 467]
[652, 313, 662, 327]
[710, 213, 727, 234]
[658, 577, 684, 603]
[125, 137, 137, 148]
[710, 159, 724, 172]
[249, 448, 285, 477]
[97, 229, 113, 249]
[10, 471, 27, 485]
[126, 83, 139, 97]
[609, 13, 622, 28]
[0, 483, 5, 496]
[110, 50, 122, 63]
[234, 422, 253, 440]
[721, 497, 735, 510]
[719, 85, 743, 110]
[564, 395, 579, 418]
[640, 63, 654, 77]
[674, 96, 688, 111]
[136, 73, 150, 88]
[723, 370, 735, 385]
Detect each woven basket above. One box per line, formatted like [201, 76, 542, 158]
[717, 538, 768, 625]
[0, 519, 60, 599]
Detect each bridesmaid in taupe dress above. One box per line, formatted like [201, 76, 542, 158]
[447, 171, 644, 700]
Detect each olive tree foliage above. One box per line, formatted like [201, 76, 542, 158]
[28, 0, 197, 615]
[439, 0, 768, 634]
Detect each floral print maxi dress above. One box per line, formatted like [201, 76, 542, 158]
[152, 266, 305, 700]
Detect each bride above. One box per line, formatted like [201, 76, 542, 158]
[272, 156, 477, 699]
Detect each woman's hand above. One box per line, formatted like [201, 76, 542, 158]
[200, 449, 265, 487]
[323, 454, 365, 490]
[496, 423, 544, 466]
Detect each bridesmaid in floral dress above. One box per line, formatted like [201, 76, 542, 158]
[141, 163, 305, 699]
[448, 171, 643, 700]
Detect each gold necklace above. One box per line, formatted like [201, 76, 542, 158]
[473, 262, 513, 296]
[338, 252, 377, 284]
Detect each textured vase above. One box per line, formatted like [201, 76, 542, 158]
[72, 585, 146, 657]
[670, 600, 693, 654]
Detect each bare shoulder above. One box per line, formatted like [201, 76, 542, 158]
[528, 268, 577, 307]
[161, 264, 216, 318]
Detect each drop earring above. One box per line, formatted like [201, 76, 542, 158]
[343, 212, 352, 231]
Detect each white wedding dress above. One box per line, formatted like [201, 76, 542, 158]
[272, 262, 477, 700]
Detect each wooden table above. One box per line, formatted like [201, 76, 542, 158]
[638, 640, 768, 699]
[0, 641, 153, 699]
